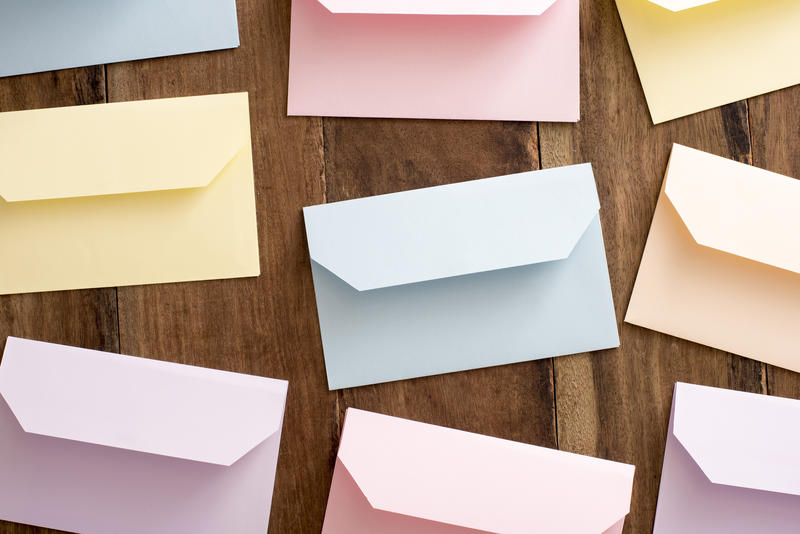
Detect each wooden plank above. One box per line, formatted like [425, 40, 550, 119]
[103, 0, 332, 532]
[0, 67, 115, 534]
[749, 86, 800, 401]
[539, 1, 766, 533]
[323, 117, 558, 449]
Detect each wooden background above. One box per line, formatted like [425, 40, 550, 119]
[1, 0, 799, 532]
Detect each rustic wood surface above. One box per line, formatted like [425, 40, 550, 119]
[0, 0, 798, 532]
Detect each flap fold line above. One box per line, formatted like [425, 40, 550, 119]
[0, 337, 286, 467]
[0, 386, 281, 466]
[671, 383, 800, 497]
[0, 140, 250, 204]
[663, 144, 800, 276]
[309, 207, 600, 292]
[317, 0, 560, 16]
[338, 459, 504, 533]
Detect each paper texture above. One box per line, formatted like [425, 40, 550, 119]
[617, 0, 800, 123]
[648, 0, 718, 10]
[288, 0, 579, 121]
[317, 0, 559, 15]
[0, 92, 260, 295]
[0, 0, 240, 78]
[323, 408, 635, 534]
[0, 337, 288, 533]
[626, 144, 800, 373]
[653, 383, 800, 534]
[304, 165, 619, 390]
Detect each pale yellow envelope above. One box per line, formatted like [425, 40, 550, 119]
[616, 0, 800, 123]
[0, 93, 259, 295]
[626, 144, 800, 372]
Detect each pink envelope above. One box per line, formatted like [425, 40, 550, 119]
[288, 0, 579, 121]
[654, 383, 800, 534]
[0, 337, 288, 534]
[323, 409, 635, 534]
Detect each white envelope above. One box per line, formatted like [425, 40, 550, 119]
[654, 382, 800, 533]
[303, 165, 619, 390]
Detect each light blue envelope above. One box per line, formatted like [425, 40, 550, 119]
[304, 165, 620, 390]
[0, 0, 239, 78]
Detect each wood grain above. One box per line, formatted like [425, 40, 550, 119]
[748, 85, 800, 402]
[105, 0, 333, 531]
[323, 117, 558, 451]
[539, 1, 767, 533]
[1, 0, 799, 533]
[0, 67, 115, 534]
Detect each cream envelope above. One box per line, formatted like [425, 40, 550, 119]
[626, 144, 800, 372]
[323, 409, 635, 534]
[0, 336, 288, 533]
[0, 92, 259, 295]
[288, 0, 579, 121]
[654, 382, 800, 533]
[616, 0, 800, 123]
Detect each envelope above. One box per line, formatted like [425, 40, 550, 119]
[0, 92, 260, 295]
[626, 144, 800, 373]
[287, 0, 579, 121]
[0, 336, 288, 533]
[303, 165, 619, 390]
[653, 382, 800, 534]
[616, 0, 800, 123]
[0, 0, 239, 78]
[323, 408, 635, 534]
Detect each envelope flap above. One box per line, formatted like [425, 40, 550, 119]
[648, 0, 719, 10]
[338, 409, 635, 534]
[304, 165, 600, 291]
[664, 144, 800, 275]
[317, 0, 559, 15]
[673, 383, 800, 496]
[0, 93, 250, 202]
[0, 337, 288, 466]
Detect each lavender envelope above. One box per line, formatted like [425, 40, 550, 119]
[654, 383, 800, 533]
[0, 337, 288, 534]
[323, 409, 635, 534]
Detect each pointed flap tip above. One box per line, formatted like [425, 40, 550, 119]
[673, 382, 800, 496]
[337, 409, 634, 533]
[0, 92, 251, 203]
[317, 0, 559, 16]
[663, 144, 800, 275]
[305, 165, 600, 291]
[648, 0, 719, 11]
[0, 337, 287, 466]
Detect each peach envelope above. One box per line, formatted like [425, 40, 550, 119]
[288, 0, 579, 121]
[0, 337, 288, 534]
[626, 144, 800, 372]
[322, 409, 635, 534]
